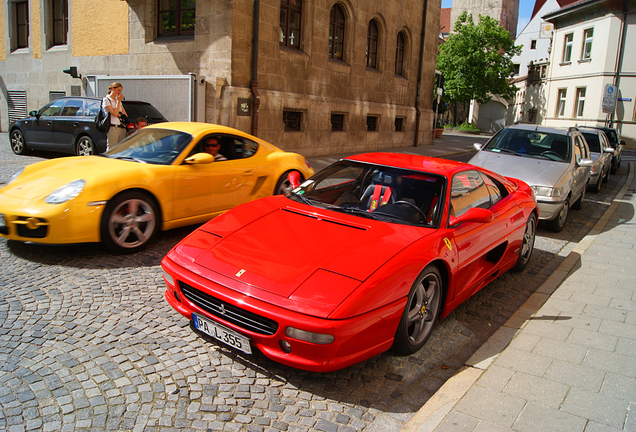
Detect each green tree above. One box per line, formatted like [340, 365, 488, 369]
[437, 12, 521, 105]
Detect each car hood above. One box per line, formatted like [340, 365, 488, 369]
[1, 156, 154, 201]
[173, 198, 426, 316]
[469, 151, 567, 187]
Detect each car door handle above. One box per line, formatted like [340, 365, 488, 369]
[73, 122, 79, 127]
[243, 170, 254, 176]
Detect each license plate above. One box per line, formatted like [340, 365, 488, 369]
[192, 313, 252, 355]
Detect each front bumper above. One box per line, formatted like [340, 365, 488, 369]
[0, 198, 103, 244]
[161, 256, 404, 372]
[536, 199, 566, 221]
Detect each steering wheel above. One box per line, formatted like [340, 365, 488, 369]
[394, 200, 428, 221]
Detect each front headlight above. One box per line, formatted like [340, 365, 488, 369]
[45, 179, 85, 204]
[531, 185, 563, 198]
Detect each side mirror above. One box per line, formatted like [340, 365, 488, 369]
[29, 110, 40, 118]
[184, 152, 215, 164]
[604, 147, 615, 154]
[473, 143, 483, 151]
[619, 140, 626, 146]
[577, 158, 593, 168]
[449, 207, 494, 227]
[288, 171, 301, 189]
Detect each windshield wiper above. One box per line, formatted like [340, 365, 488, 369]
[288, 191, 315, 206]
[493, 148, 523, 156]
[113, 156, 147, 163]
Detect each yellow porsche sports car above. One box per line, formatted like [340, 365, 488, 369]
[0, 122, 314, 253]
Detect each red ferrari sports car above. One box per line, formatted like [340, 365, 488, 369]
[161, 153, 538, 372]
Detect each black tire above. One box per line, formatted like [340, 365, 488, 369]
[274, 170, 303, 195]
[572, 185, 585, 210]
[590, 176, 602, 193]
[603, 167, 610, 183]
[10, 129, 28, 155]
[547, 196, 569, 232]
[100, 191, 160, 254]
[513, 213, 536, 272]
[392, 265, 443, 355]
[76, 135, 96, 156]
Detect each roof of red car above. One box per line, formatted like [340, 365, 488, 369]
[343, 152, 470, 177]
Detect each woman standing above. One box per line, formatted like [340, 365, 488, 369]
[102, 82, 128, 150]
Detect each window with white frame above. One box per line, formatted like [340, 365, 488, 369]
[574, 88, 586, 118]
[581, 28, 593, 60]
[557, 89, 567, 117]
[562, 33, 573, 63]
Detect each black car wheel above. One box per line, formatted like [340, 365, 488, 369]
[10, 129, 28, 155]
[100, 191, 160, 254]
[547, 196, 569, 232]
[392, 265, 443, 355]
[513, 213, 536, 272]
[76, 136, 96, 156]
[603, 167, 610, 183]
[274, 170, 303, 195]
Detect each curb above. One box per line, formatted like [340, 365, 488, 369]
[401, 162, 635, 432]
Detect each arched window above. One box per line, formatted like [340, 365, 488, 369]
[395, 31, 405, 76]
[329, 4, 345, 60]
[280, 0, 301, 49]
[367, 20, 379, 69]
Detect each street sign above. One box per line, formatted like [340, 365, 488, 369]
[540, 22, 554, 38]
[602, 84, 618, 113]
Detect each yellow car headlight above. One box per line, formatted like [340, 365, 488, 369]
[45, 179, 85, 204]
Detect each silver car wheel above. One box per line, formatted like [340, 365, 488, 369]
[76, 136, 95, 156]
[10, 130, 27, 155]
[102, 193, 158, 253]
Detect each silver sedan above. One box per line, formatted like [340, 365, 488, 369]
[469, 124, 592, 232]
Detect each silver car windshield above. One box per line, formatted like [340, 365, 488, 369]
[482, 129, 571, 162]
[104, 129, 192, 165]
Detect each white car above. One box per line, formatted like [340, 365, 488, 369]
[579, 128, 614, 192]
[469, 124, 593, 232]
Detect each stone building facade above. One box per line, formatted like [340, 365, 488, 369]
[0, 0, 440, 157]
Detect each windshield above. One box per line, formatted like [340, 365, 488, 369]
[581, 132, 601, 153]
[288, 160, 446, 227]
[104, 128, 192, 165]
[482, 128, 571, 162]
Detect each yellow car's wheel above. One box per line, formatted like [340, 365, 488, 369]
[275, 170, 303, 195]
[100, 191, 160, 254]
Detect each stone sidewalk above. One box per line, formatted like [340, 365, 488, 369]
[404, 162, 636, 432]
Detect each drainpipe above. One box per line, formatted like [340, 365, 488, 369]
[414, 0, 429, 147]
[609, 0, 627, 129]
[251, 0, 261, 136]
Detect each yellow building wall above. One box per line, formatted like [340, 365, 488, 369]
[0, 3, 6, 61]
[72, 0, 129, 56]
[32, 0, 42, 59]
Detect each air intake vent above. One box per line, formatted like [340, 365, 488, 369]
[179, 282, 279, 336]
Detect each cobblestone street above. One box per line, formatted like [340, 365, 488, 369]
[0, 133, 629, 432]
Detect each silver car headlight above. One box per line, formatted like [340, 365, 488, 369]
[45, 179, 85, 204]
[531, 185, 563, 198]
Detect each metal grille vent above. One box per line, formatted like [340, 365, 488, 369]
[179, 282, 279, 336]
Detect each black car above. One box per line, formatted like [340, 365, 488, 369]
[580, 126, 625, 173]
[9, 97, 168, 156]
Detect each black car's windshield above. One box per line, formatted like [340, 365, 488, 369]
[482, 128, 571, 162]
[288, 160, 446, 227]
[104, 129, 192, 165]
[123, 103, 166, 123]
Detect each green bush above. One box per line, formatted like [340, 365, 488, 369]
[454, 122, 480, 133]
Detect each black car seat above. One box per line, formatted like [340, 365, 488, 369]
[550, 138, 569, 161]
[360, 172, 399, 211]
